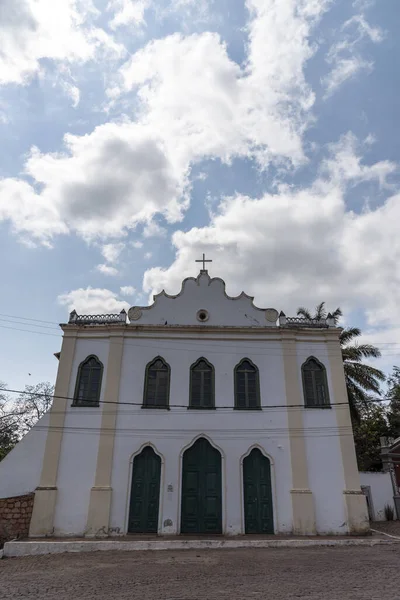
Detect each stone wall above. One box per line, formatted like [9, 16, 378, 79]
[0, 493, 34, 544]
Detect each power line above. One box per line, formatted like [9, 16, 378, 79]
[0, 317, 60, 331]
[2, 386, 355, 410]
[0, 312, 60, 325]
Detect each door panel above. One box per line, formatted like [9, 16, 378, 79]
[181, 438, 222, 533]
[243, 448, 274, 534]
[128, 446, 161, 533]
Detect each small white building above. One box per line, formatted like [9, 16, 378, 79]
[0, 268, 369, 536]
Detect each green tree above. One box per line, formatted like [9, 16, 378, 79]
[352, 403, 390, 471]
[386, 366, 400, 437]
[296, 302, 385, 420]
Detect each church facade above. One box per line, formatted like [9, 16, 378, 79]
[0, 269, 369, 537]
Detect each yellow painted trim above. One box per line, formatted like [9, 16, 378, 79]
[85, 334, 125, 537]
[282, 333, 316, 535]
[29, 334, 77, 536]
[325, 338, 369, 533]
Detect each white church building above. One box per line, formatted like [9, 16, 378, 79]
[0, 263, 369, 537]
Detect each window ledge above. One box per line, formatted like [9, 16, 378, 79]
[141, 405, 170, 410]
[234, 407, 262, 411]
[304, 405, 332, 409]
[187, 406, 216, 410]
[71, 402, 100, 408]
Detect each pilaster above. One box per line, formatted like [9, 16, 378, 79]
[29, 333, 77, 537]
[85, 334, 124, 537]
[282, 333, 316, 535]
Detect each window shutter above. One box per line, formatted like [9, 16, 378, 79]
[144, 358, 170, 407]
[74, 356, 102, 405]
[303, 369, 316, 406]
[235, 360, 259, 409]
[190, 359, 214, 408]
[314, 369, 327, 405]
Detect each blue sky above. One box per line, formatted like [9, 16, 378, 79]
[1, 0, 400, 393]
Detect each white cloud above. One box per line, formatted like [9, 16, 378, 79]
[0, 0, 124, 86]
[0, 121, 189, 244]
[120, 285, 136, 296]
[1, 1, 332, 246]
[322, 57, 373, 98]
[107, 0, 150, 30]
[131, 240, 144, 248]
[60, 81, 81, 108]
[143, 134, 400, 333]
[96, 263, 119, 276]
[101, 242, 125, 263]
[58, 286, 129, 314]
[142, 220, 167, 238]
[116, 0, 331, 167]
[144, 251, 153, 260]
[322, 8, 384, 97]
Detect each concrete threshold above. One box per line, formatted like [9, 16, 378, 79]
[4, 536, 399, 557]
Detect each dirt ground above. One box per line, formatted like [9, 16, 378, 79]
[370, 520, 400, 536]
[1, 545, 400, 600]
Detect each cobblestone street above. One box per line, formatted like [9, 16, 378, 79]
[1, 545, 400, 599]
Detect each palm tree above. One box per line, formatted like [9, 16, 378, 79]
[296, 303, 385, 420]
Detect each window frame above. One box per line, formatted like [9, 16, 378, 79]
[72, 354, 103, 407]
[234, 357, 261, 410]
[189, 357, 215, 410]
[142, 356, 171, 409]
[301, 356, 331, 408]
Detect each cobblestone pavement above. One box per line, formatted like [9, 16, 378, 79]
[1, 545, 400, 600]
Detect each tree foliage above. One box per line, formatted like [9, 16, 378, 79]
[297, 302, 385, 420]
[352, 403, 391, 471]
[386, 366, 400, 438]
[0, 381, 54, 461]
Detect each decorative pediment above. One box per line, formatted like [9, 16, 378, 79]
[128, 272, 278, 327]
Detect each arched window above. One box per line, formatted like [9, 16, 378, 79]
[73, 355, 103, 406]
[143, 357, 170, 408]
[190, 358, 215, 409]
[234, 358, 260, 409]
[302, 357, 330, 407]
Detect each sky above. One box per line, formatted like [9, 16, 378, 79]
[1, 0, 400, 393]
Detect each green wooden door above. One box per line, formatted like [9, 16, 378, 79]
[243, 448, 274, 534]
[128, 446, 161, 533]
[181, 438, 222, 534]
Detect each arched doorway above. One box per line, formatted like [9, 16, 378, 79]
[181, 438, 222, 534]
[243, 448, 274, 534]
[128, 446, 161, 533]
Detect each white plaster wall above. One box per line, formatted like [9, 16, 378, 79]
[0, 413, 49, 498]
[131, 273, 277, 327]
[53, 339, 108, 535]
[50, 330, 351, 536]
[109, 336, 293, 535]
[359, 471, 395, 521]
[297, 342, 347, 533]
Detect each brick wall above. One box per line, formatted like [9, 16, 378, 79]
[0, 493, 34, 544]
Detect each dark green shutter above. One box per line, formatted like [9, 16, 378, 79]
[303, 369, 316, 406]
[243, 448, 274, 534]
[190, 359, 214, 408]
[181, 438, 222, 533]
[128, 446, 161, 533]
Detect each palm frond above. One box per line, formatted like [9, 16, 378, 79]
[345, 362, 384, 394]
[343, 343, 382, 361]
[331, 307, 343, 325]
[297, 307, 312, 320]
[340, 327, 361, 346]
[315, 302, 327, 320]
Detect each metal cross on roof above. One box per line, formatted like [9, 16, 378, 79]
[195, 253, 212, 271]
